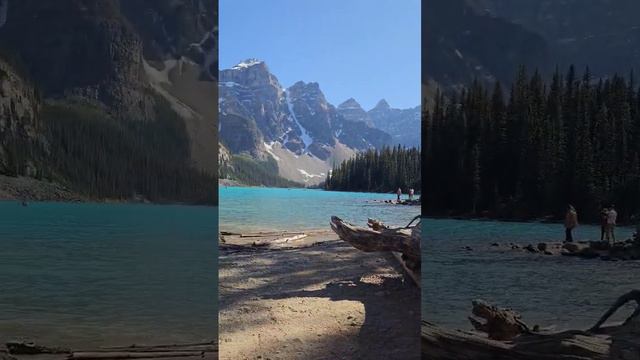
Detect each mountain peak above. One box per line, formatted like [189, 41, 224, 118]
[338, 98, 363, 110]
[373, 99, 391, 110]
[232, 58, 265, 70]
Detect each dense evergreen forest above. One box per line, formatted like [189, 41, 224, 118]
[424, 65, 640, 222]
[219, 154, 303, 188]
[4, 98, 217, 204]
[45, 99, 216, 204]
[325, 145, 421, 194]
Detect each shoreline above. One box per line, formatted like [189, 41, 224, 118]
[219, 228, 420, 359]
[220, 182, 422, 196]
[2, 341, 218, 360]
[0, 198, 218, 207]
[0, 175, 217, 207]
[423, 213, 638, 227]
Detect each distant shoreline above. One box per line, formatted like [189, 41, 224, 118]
[0, 175, 217, 206]
[422, 212, 637, 227]
[219, 181, 422, 196]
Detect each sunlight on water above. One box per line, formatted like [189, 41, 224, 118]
[422, 218, 640, 331]
[219, 187, 420, 232]
[0, 202, 217, 347]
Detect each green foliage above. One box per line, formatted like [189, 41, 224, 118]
[220, 154, 303, 188]
[326, 145, 421, 193]
[424, 65, 640, 221]
[42, 99, 216, 204]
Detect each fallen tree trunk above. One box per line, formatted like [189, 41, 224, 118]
[5, 342, 218, 360]
[69, 351, 203, 360]
[330, 216, 421, 286]
[422, 291, 640, 359]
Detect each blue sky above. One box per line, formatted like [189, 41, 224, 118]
[219, 0, 420, 110]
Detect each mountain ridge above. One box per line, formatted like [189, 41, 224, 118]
[219, 58, 419, 185]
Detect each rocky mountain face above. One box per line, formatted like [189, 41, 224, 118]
[425, 0, 640, 94]
[335, 98, 420, 148]
[368, 100, 420, 148]
[0, 58, 46, 177]
[423, 0, 550, 92]
[0, 0, 149, 120]
[0, 0, 218, 203]
[219, 60, 393, 170]
[219, 59, 429, 184]
[467, 0, 640, 77]
[337, 98, 373, 126]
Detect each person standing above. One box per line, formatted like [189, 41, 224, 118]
[606, 204, 618, 244]
[409, 188, 414, 201]
[565, 205, 578, 242]
[396, 187, 402, 203]
[600, 206, 609, 241]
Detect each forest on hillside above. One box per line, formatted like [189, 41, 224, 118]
[424, 65, 640, 222]
[325, 145, 421, 194]
[3, 98, 217, 204]
[219, 154, 303, 188]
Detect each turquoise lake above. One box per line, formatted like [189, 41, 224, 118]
[0, 202, 217, 347]
[423, 218, 640, 331]
[219, 186, 421, 232]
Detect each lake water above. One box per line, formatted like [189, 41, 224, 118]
[219, 186, 420, 232]
[422, 218, 640, 331]
[0, 202, 217, 347]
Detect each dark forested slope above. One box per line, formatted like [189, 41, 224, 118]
[0, 0, 217, 204]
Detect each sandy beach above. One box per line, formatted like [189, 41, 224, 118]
[219, 229, 420, 359]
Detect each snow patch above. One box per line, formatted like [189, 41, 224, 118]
[143, 59, 197, 120]
[143, 59, 179, 86]
[233, 59, 263, 69]
[297, 169, 323, 182]
[286, 91, 314, 151]
[264, 141, 281, 161]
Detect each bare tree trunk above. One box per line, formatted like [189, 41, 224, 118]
[330, 216, 421, 285]
[422, 291, 640, 359]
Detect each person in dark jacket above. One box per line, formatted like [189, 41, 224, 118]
[565, 205, 578, 242]
[600, 206, 609, 241]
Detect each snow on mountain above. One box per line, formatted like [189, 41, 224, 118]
[285, 90, 313, 152]
[232, 58, 264, 69]
[219, 59, 416, 185]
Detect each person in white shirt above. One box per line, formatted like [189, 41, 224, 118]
[606, 204, 618, 244]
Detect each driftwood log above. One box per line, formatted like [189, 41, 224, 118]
[4, 341, 218, 360]
[330, 216, 421, 286]
[422, 291, 640, 359]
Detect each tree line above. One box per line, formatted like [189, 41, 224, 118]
[424, 65, 640, 222]
[325, 145, 421, 194]
[219, 154, 303, 188]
